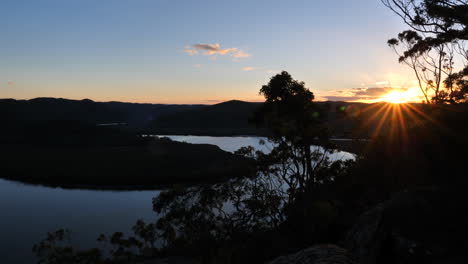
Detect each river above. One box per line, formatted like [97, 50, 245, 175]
[0, 136, 354, 263]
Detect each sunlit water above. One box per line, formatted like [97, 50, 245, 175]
[0, 136, 354, 263]
[158, 135, 356, 161]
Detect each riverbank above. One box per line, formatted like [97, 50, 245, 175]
[0, 137, 254, 190]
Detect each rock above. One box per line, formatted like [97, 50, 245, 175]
[342, 189, 468, 264]
[267, 244, 356, 264]
[342, 204, 385, 264]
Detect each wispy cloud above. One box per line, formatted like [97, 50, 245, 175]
[192, 43, 237, 55]
[322, 87, 416, 102]
[194, 64, 203, 68]
[183, 48, 199, 56]
[232, 50, 251, 60]
[183, 43, 250, 60]
[322, 95, 367, 102]
[375, 81, 390, 86]
[354, 87, 407, 97]
[242, 67, 257, 71]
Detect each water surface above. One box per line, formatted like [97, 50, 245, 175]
[161, 135, 355, 161]
[0, 136, 354, 263]
[0, 179, 159, 263]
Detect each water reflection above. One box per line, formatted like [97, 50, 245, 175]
[161, 135, 356, 161]
[0, 179, 158, 263]
[0, 136, 354, 263]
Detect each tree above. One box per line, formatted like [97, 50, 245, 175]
[256, 71, 332, 196]
[382, 0, 468, 39]
[383, 0, 468, 103]
[145, 72, 351, 261]
[33, 72, 355, 264]
[388, 30, 456, 103]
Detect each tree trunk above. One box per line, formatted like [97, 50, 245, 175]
[304, 145, 314, 188]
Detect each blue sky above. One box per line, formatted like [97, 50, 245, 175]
[0, 0, 419, 103]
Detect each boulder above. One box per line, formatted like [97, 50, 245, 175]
[342, 189, 468, 264]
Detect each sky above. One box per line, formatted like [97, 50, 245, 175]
[0, 0, 424, 104]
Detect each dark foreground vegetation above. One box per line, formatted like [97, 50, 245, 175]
[6, 1, 468, 263]
[31, 71, 468, 264]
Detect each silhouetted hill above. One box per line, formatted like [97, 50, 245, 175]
[153, 100, 268, 136]
[0, 97, 204, 134]
[322, 101, 369, 138]
[153, 100, 370, 137]
[1, 97, 396, 138]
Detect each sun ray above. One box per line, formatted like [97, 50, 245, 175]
[353, 103, 390, 137]
[405, 104, 440, 126]
[370, 103, 393, 139]
[388, 104, 399, 143]
[394, 104, 408, 145]
[358, 102, 386, 115]
[400, 103, 424, 126]
[359, 103, 394, 154]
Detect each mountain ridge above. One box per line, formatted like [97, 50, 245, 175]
[1, 97, 374, 137]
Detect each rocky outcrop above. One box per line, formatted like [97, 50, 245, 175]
[342, 189, 468, 264]
[342, 203, 385, 264]
[267, 244, 356, 264]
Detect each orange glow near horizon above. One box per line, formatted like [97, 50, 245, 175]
[380, 91, 409, 104]
[348, 87, 425, 104]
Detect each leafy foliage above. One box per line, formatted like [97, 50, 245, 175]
[33, 72, 356, 263]
[384, 0, 468, 103]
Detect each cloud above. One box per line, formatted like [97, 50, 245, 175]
[322, 87, 411, 102]
[183, 48, 199, 56]
[242, 67, 258, 71]
[354, 87, 407, 97]
[7, 81, 14, 86]
[232, 50, 251, 60]
[194, 64, 203, 68]
[184, 43, 250, 60]
[375, 81, 390, 85]
[192, 43, 237, 55]
[322, 96, 373, 102]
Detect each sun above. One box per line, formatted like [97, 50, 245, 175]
[380, 91, 409, 104]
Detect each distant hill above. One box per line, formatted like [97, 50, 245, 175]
[1, 97, 386, 137]
[153, 100, 369, 137]
[0, 97, 204, 133]
[153, 100, 268, 136]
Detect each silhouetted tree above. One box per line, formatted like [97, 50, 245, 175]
[256, 71, 333, 197]
[388, 30, 454, 103]
[33, 73, 356, 264]
[383, 0, 468, 103]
